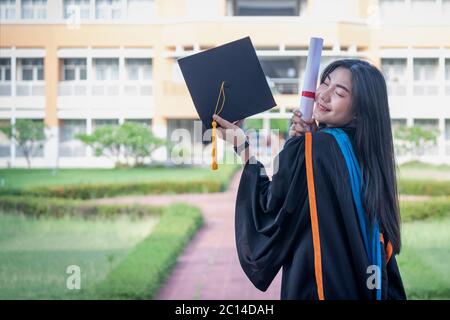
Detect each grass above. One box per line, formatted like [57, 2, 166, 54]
[93, 203, 203, 299]
[0, 165, 238, 191]
[398, 161, 450, 181]
[398, 217, 450, 299]
[0, 203, 202, 300]
[0, 212, 159, 299]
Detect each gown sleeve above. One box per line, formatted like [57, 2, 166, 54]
[386, 254, 407, 300]
[235, 136, 309, 291]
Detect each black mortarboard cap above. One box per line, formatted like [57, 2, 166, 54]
[178, 37, 277, 131]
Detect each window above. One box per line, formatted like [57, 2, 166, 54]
[445, 59, 450, 95]
[59, 119, 87, 157]
[0, 119, 10, 158]
[411, 0, 437, 13]
[259, 57, 305, 94]
[63, 0, 90, 19]
[232, 0, 304, 16]
[413, 118, 439, 155]
[125, 119, 152, 128]
[381, 58, 407, 95]
[14, 119, 44, 157]
[125, 58, 152, 81]
[413, 58, 439, 95]
[446, 119, 450, 141]
[379, 0, 406, 20]
[127, 0, 154, 20]
[21, 0, 47, 19]
[95, 0, 122, 19]
[0, 58, 11, 81]
[168, 119, 203, 144]
[0, 59, 12, 96]
[61, 58, 87, 81]
[391, 118, 407, 133]
[0, 0, 16, 19]
[93, 58, 119, 81]
[92, 119, 119, 131]
[444, 0, 450, 19]
[17, 58, 44, 81]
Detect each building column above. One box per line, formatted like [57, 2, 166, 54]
[438, 118, 446, 157]
[10, 48, 16, 167]
[44, 45, 59, 168]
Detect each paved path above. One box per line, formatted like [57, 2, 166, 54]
[95, 171, 282, 300]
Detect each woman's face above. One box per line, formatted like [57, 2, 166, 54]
[313, 67, 355, 127]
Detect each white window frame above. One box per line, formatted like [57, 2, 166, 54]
[127, 0, 154, 20]
[61, 58, 87, 81]
[0, 58, 12, 81]
[381, 58, 407, 96]
[17, 58, 44, 81]
[0, 0, 16, 19]
[21, 0, 47, 19]
[125, 58, 152, 81]
[93, 58, 119, 81]
[95, 0, 122, 20]
[63, 0, 90, 19]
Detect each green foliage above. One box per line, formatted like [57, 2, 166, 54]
[0, 119, 46, 168]
[0, 165, 239, 190]
[0, 195, 163, 218]
[93, 203, 203, 299]
[270, 118, 289, 134]
[397, 218, 450, 299]
[398, 179, 450, 196]
[244, 119, 263, 130]
[77, 122, 165, 167]
[394, 126, 439, 156]
[400, 198, 450, 222]
[1, 179, 222, 199]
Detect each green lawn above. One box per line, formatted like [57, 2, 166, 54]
[0, 212, 159, 299]
[398, 217, 450, 299]
[398, 161, 450, 181]
[0, 165, 238, 190]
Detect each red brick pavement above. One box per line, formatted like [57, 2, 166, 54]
[95, 170, 281, 299]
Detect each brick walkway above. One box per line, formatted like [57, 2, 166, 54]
[95, 170, 281, 300]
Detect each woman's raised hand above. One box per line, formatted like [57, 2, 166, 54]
[212, 114, 247, 148]
[289, 109, 317, 137]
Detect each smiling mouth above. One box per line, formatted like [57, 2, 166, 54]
[317, 103, 331, 113]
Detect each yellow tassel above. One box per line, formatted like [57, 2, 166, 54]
[211, 120, 218, 170]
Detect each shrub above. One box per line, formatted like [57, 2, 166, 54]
[0, 195, 163, 218]
[400, 198, 450, 222]
[92, 203, 203, 299]
[1, 179, 222, 199]
[398, 179, 450, 197]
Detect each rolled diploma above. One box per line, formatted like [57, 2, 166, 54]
[299, 37, 324, 121]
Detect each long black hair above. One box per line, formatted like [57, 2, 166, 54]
[320, 59, 401, 254]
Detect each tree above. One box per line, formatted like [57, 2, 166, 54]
[393, 126, 439, 158]
[77, 122, 166, 167]
[0, 119, 46, 169]
[119, 122, 166, 166]
[77, 125, 123, 165]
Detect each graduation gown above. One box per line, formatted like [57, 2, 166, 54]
[235, 127, 406, 300]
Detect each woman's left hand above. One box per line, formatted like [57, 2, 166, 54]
[212, 114, 247, 148]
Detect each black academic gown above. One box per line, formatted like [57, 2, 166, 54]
[235, 127, 406, 300]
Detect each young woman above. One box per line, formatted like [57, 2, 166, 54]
[212, 59, 406, 300]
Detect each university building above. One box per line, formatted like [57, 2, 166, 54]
[1, 0, 449, 167]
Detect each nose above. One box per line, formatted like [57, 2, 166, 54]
[317, 86, 332, 104]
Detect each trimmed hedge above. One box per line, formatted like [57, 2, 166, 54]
[0, 179, 222, 200]
[400, 197, 450, 222]
[92, 203, 203, 299]
[398, 179, 450, 197]
[0, 195, 163, 218]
